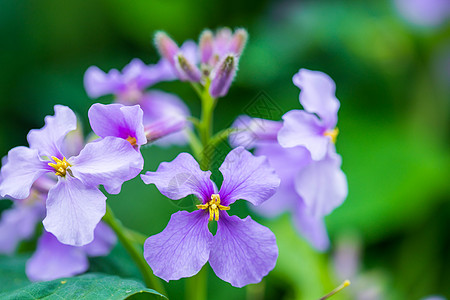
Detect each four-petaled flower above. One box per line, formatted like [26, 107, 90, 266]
[141, 146, 280, 287]
[230, 69, 347, 251]
[0, 105, 143, 246]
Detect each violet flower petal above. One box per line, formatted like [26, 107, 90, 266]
[27, 105, 77, 159]
[278, 110, 329, 161]
[0, 147, 50, 199]
[229, 115, 282, 149]
[26, 231, 88, 282]
[293, 200, 330, 251]
[210, 213, 278, 288]
[82, 222, 117, 257]
[293, 69, 340, 129]
[139, 91, 190, 146]
[251, 144, 311, 218]
[294, 148, 347, 218]
[144, 210, 211, 281]
[69, 136, 143, 195]
[141, 152, 215, 203]
[88, 103, 147, 146]
[43, 177, 106, 246]
[218, 147, 280, 206]
[0, 202, 44, 254]
[84, 66, 122, 99]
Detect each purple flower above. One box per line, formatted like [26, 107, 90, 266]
[27, 223, 116, 282]
[229, 69, 348, 251]
[155, 28, 248, 98]
[0, 105, 143, 246]
[141, 147, 280, 287]
[0, 179, 116, 282]
[88, 103, 147, 148]
[394, 0, 450, 28]
[84, 58, 175, 103]
[253, 143, 346, 251]
[278, 69, 340, 161]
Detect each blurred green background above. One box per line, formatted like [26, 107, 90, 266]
[0, 0, 449, 299]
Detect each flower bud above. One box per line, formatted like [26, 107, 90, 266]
[199, 29, 214, 64]
[154, 31, 179, 66]
[209, 54, 237, 98]
[229, 28, 248, 57]
[175, 53, 202, 82]
[145, 116, 187, 143]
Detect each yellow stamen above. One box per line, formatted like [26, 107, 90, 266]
[319, 280, 351, 300]
[324, 127, 339, 144]
[196, 194, 230, 221]
[126, 136, 137, 146]
[48, 156, 71, 177]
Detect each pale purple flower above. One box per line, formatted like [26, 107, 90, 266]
[229, 69, 347, 251]
[155, 28, 248, 98]
[0, 105, 143, 246]
[88, 103, 147, 148]
[252, 143, 333, 251]
[394, 0, 450, 28]
[27, 223, 116, 282]
[0, 179, 116, 282]
[141, 147, 280, 287]
[278, 69, 340, 161]
[84, 58, 175, 103]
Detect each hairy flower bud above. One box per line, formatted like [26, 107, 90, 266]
[175, 53, 202, 82]
[154, 31, 179, 66]
[199, 30, 214, 64]
[229, 28, 248, 57]
[209, 54, 237, 98]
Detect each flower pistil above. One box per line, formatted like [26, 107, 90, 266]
[197, 194, 230, 221]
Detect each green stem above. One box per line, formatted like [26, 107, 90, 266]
[186, 128, 203, 161]
[198, 81, 217, 170]
[185, 265, 207, 300]
[102, 204, 166, 295]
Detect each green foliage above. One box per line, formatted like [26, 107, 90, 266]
[0, 272, 165, 300]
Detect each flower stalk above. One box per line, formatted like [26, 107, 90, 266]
[102, 204, 166, 295]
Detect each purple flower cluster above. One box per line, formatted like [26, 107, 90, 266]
[0, 27, 348, 291]
[230, 69, 348, 251]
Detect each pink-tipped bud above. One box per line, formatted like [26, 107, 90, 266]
[199, 29, 214, 64]
[229, 28, 248, 57]
[209, 54, 237, 98]
[175, 53, 202, 82]
[145, 116, 187, 143]
[154, 31, 179, 65]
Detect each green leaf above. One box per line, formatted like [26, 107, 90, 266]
[0, 255, 30, 293]
[0, 273, 166, 300]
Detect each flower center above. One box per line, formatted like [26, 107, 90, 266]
[48, 156, 71, 177]
[196, 194, 230, 221]
[126, 136, 137, 146]
[324, 127, 339, 144]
